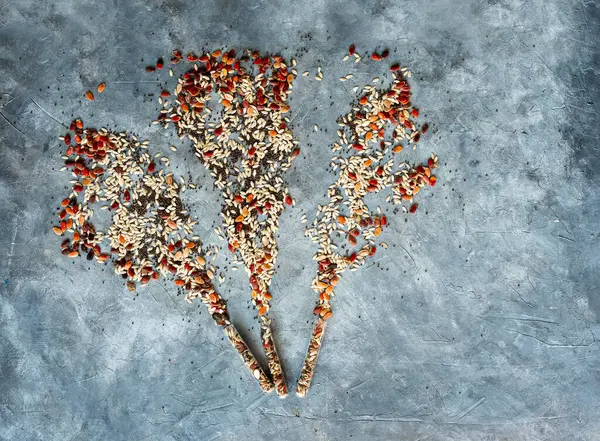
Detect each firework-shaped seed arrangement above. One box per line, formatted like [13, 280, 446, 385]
[156, 48, 299, 397]
[52, 121, 274, 393]
[296, 67, 439, 396]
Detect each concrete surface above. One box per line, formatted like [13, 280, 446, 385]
[1, 0, 600, 440]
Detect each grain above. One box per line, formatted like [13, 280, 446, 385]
[155, 48, 299, 397]
[53, 120, 274, 394]
[297, 59, 439, 396]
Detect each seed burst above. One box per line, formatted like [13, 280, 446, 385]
[154, 48, 300, 397]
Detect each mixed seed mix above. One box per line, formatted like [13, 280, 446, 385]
[52, 43, 440, 398]
[154, 48, 298, 397]
[52, 121, 273, 393]
[297, 57, 439, 396]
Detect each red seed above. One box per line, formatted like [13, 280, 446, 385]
[411, 108, 419, 118]
[409, 204, 418, 214]
[381, 49, 389, 58]
[352, 143, 363, 151]
[156, 58, 164, 69]
[381, 215, 387, 226]
[371, 52, 382, 61]
[145, 66, 156, 72]
[160, 90, 170, 97]
[429, 176, 437, 186]
[390, 64, 400, 71]
[148, 162, 156, 173]
[348, 44, 355, 55]
[285, 195, 293, 206]
[422, 124, 429, 134]
[214, 126, 223, 137]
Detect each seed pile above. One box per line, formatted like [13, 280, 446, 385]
[297, 64, 439, 396]
[52, 120, 273, 392]
[154, 48, 298, 397]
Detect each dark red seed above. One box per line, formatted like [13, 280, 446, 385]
[390, 64, 400, 71]
[409, 204, 418, 214]
[145, 66, 156, 72]
[381, 49, 389, 58]
[349, 44, 355, 55]
[148, 162, 156, 173]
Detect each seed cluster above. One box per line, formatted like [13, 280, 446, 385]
[52, 121, 273, 392]
[297, 65, 439, 397]
[155, 48, 298, 397]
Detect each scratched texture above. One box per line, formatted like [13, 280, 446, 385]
[1, 0, 600, 440]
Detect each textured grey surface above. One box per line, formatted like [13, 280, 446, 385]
[1, 0, 600, 440]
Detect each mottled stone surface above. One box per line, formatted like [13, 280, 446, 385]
[1, 1, 599, 440]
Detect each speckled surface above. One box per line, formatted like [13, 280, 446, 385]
[1, 1, 600, 440]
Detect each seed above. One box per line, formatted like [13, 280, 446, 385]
[409, 204, 418, 213]
[52, 226, 63, 235]
[85, 91, 94, 101]
[371, 52, 382, 61]
[349, 44, 355, 55]
[381, 49, 389, 58]
[97, 82, 106, 93]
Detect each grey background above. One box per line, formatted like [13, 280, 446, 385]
[1, 0, 599, 440]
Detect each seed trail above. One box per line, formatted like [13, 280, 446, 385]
[51, 121, 274, 393]
[297, 61, 439, 397]
[156, 48, 299, 397]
